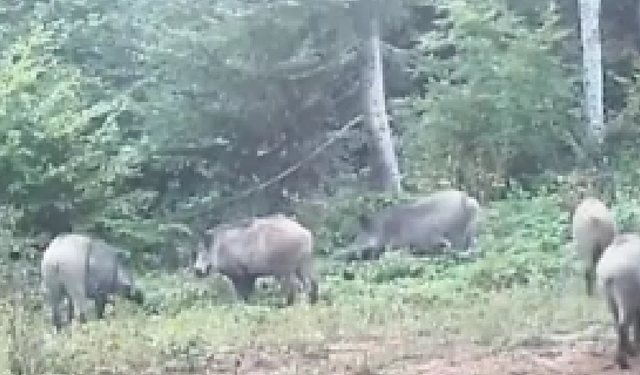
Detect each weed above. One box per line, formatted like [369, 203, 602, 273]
[0, 195, 621, 374]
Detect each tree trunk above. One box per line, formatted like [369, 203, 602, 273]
[579, 0, 604, 145]
[637, 0, 640, 52]
[360, 6, 402, 192]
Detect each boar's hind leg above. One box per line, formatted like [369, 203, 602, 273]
[279, 275, 298, 307]
[632, 309, 640, 355]
[585, 268, 595, 296]
[587, 245, 605, 297]
[230, 275, 256, 302]
[616, 319, 633, 369]
[66, 295, 74, 324]
[50, 297, 64, 332]
[45, 286, 65, 332]
[52, 305, 63, 332]
[608, 296, 633, 369]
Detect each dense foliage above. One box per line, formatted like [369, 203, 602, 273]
[4, 1, 640, 374]
[406, 1, 582, 198]
[0, 0, 639, 265]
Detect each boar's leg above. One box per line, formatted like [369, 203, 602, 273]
[65, 295, 74, 325]
[407, 244, 424, 257]
[363, 245, 385, 261]
[308, 279, 319, 304]
[50, 298, 64, 332]
[230, 275, 256, 303]
[585, 246, 599, 296]
[296, 263, 319, 305]
[608, 294, 633, 369]
[67, 285, 92, 325]
[616, 320, 633, 369]
[632, 310, 640, 355]
[45, 286, 65, 332]
[587, 245, 605, 297]
[52, 305, 63, 332]
[94, 294, 108, 320]
[279, 275, 298, 307]
[585, 268, 594, 296]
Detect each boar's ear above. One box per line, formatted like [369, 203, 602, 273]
[357, 213, 373, 230]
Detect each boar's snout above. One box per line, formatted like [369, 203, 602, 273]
[194, 264, 211, 278]
[120, 282, 144, 305]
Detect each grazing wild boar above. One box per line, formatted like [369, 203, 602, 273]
[571, 197, 617, 296]
[40, 233, 144, 332]
[193, 214, 318, 306]
[334, 189, 482, 262]
[596, 232, 640, 369]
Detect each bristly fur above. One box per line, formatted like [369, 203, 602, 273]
[571, 197, 617, 297]
[335, 189, 482, 262]
[194, 214, 319, 306]
[41, 233, 143, 332]
[596, 232, 640, 369]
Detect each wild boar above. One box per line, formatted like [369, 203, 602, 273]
[40, 233, 144, 331]
[571, 196, 617, 296]
[193, 214, 318, 306]
[334, 189, 482, 262]
[596, 232, 640, 369]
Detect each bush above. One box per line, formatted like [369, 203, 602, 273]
[3, 191, 621, 374]
[300, 191, 573, 293]
[404, 0, 581, 199]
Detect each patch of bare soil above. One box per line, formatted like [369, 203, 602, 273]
[202, 331, 639, 375]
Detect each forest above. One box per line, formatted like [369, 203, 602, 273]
[2, 0, 640, 373]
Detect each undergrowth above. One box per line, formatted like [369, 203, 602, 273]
[2, 193, 637, 375]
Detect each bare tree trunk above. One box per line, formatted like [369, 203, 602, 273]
[579, 0, 604, 145]
[360, 9, 402, 192]
[637, 0, 640, 52]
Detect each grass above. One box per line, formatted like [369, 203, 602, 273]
[0, 194, 628, 375]
[0, 265, 612, 375]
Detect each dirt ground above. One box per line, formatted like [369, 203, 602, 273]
[203, 331, 639, 375]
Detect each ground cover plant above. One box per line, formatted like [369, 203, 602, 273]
[2, 192, 638, 375]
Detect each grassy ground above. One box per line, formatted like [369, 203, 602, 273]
[0, 195, 631, 375]
[0, 261, 613, 375]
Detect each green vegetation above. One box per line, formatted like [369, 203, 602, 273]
[2, 194, 634, 374]
[1, 0, 638, 256]
[1, 0, 640, 373]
